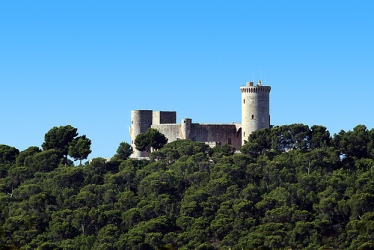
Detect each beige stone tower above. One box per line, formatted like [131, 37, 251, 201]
[130, 110, 153, 158]
[240, 80, 271, 145]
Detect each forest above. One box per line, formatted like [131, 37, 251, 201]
[1, 123, 374, 249]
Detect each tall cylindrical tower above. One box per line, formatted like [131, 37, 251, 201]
[240, 80, 271, 145]
[130, 110, 153, 158]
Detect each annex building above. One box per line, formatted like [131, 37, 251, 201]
[130, 80, 271, 158]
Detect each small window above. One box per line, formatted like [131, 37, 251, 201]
[132, 121, 133, 124]
[243, 99, 245, 104]
[252, 114, 254, 119]
[244, 132, 245, 137]
[228, 138, 232, 145]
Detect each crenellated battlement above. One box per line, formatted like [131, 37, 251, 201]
[240, 86, 271, 93]
[240, 80, 271, 93]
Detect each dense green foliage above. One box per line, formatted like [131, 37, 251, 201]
[42, 125, 92, 165]
[1, 124, 374, 249]
[112, 142, 133, 161]
[135, 128, 168, 153]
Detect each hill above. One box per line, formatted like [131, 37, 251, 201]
[1, 124, 374, 249]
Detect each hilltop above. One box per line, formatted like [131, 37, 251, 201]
[1, 123, 374, 249]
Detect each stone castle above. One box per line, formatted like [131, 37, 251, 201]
[130, 80, 271, 158]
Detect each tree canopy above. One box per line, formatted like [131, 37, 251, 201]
[68, 135, 92, 165]
[112, 142, 133, 161]
[42, 125, 92, 164]
[1, 123, 374, 249]
[42, 125, 78, 155]
[135, 128, 168, 153]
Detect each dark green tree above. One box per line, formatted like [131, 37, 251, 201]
[0, 144, 19, 178]
[25, 149, 62, 173]
[15, 146, 41, 167]
[0, 145, 20, 165]
[134, 133, 149, 152]
[112, 142, 133, 161]
[68, 135, 92, 165]
[309, 125, 331, 149]
[240, 128, 270, 157]
[333, 125, 369, 158]
[42, 125, 92, 164]
[42, 125, 78, 155]
[135, 128, 168, 153]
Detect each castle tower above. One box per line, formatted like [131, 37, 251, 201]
[240, 80, 271, 145]
[181, 118, 192, 140]
[130, 110, 153, 158]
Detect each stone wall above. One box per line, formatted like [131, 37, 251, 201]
[190, 123, 242, 149]
[151, 124, 181, 143]
[152, 122, 242, 150]
[130, 111, 243, 158]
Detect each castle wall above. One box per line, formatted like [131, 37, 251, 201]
[151, 124, 181, 143]
[190, 123, 242, 149]
[152, 122, 241, 150]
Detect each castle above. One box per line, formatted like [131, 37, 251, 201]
[130, 80, 271, 158]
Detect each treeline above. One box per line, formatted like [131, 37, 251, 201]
[1, 124, 374, 249]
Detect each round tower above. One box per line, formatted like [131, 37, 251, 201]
[181, 118, 192, 140]
[130, 110, 153, 158]
[240, 80, 271, 145]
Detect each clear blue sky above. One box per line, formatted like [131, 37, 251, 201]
[1, 1, 373, 159]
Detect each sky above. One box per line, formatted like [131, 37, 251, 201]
[1, 1, 374, 160]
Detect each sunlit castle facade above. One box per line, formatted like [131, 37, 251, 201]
[129, 80, 271, 158]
